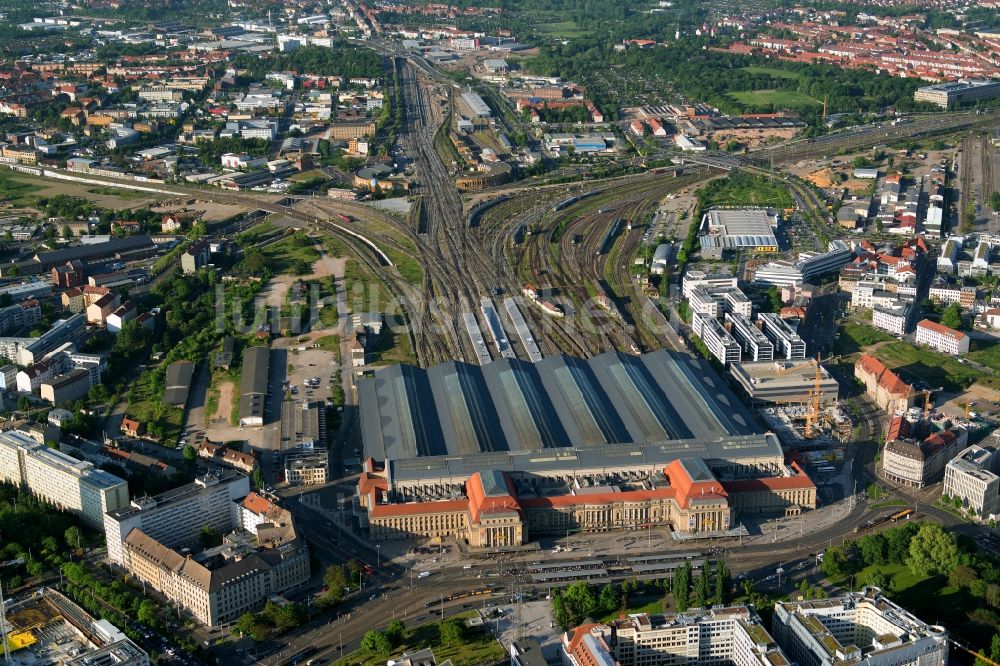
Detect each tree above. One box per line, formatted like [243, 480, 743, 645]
[137, 599, 158, 627]
[386, 619, 405, 647]
[821, 546, 849, 578]
[598, 583, 619, 616]
[563, 581, 597, 624]
[714, 560, 731, 605]
[199, 526, 222, 548]
[673, 562, 691, 611]
[64, 526, 83, 550]
[252, 466, 265, 489]
[321, 565, 347, 604]
[182, 445, 197, 463]
[858, 533, 888, 566]
[439, 620, 464, 646]
[361, 630, 391, 654]
[940, 303, 963, 329]
[949, 564, 979, 588]
[906, 524, 959, 576]
[17, 396, 29, 412]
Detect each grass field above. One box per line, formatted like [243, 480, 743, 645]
[87, 186, 147, 200]
[967, 339, 1000, 373]
[261, 235, 322, 274]
[332, 612, 504, 666]
[833, 322, 894, 356]
[873, 341, 983, 392]
[0, 170, 42, 206]
[728, 89, 822, 109]
[536, 19, 584, 38]
[741, 66, 803, 80]
[599, 595, 663, 622]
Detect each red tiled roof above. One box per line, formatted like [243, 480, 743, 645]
[917, 318, 966, 341]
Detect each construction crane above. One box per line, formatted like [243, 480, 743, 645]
[951, 637, 1000, 666]
[804, 354, 823, 439]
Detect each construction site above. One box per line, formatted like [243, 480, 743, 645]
[0, 588, 147, 666]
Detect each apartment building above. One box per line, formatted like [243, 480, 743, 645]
[563, 606, 791, 666]
[928, 282, 976, 307]
[855, 354, 913, 414]
[915, 319, 969, 355]
[773, 588, 948, 666]
[120, 490, 310, 626]
[725, 312, 774, 362]
[104, 470, 250, 566]
[757, 313, 806, 360]
[944, 445, 1000, 520]
[0, 430, 129, 528]
[872, 302, 910, 335]
[692, 313, 742, 365]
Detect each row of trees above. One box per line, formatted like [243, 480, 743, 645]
[235, 601, 308, 642]
[552, 561, 731, 628]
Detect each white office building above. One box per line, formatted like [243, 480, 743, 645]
[103, 469, 250, 566]
[692, 313, 742, 365]
[944, 445, 1000, 520]
[726, 312, 775, 362]
[0, 430, 129, 528]
[757, 313, 806, 360]
[564, 605, 791, 666]
[773, 588, 948, 666]
[683, 270, 738, 298]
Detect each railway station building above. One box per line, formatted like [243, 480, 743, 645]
[357, 351, 816, 547]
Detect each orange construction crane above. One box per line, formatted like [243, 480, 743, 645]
[804, 355, 823, 439]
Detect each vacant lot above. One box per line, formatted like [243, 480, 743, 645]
[833, 322, 893, 356]
[873, 341, 983, 391]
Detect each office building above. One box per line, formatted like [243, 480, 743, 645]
[914, 78, 1000, 108]
[103, 469, 250, 566]
[0, 430, 129, 528]
[692, 313, 742, 365]
[118, 487, 309, 626]
[882, 415, 967, 488]
[699, 209, 779, 260]
[683, 270, 737, 299]
[725, 312, 774, 362]
[915, 319, 969, 355]
[563, 605, 791, 666]
[239, 346, 269, 427]
[757, 313, 806, 360]
[944, 445, 1000, 519]
[773, 588, 948, 666]
[730, 358, 839, 404]
[689, 285, 752, 319]
[855, 354, 913, 414]
[754, 241, 853, 287]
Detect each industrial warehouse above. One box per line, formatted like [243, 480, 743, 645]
[357, 351, 817, 548]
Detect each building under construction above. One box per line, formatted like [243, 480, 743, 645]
[729, 358, 840, 405]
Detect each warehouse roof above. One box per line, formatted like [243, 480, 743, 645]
[163, 360, 195, 406]
[239, 346, 270, 422]
[359, 350, 758, 464]
[33, 235, 155, 266]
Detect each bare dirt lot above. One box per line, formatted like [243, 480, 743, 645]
[150, 199, 249, 222]
[214, 380, 234, 423]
